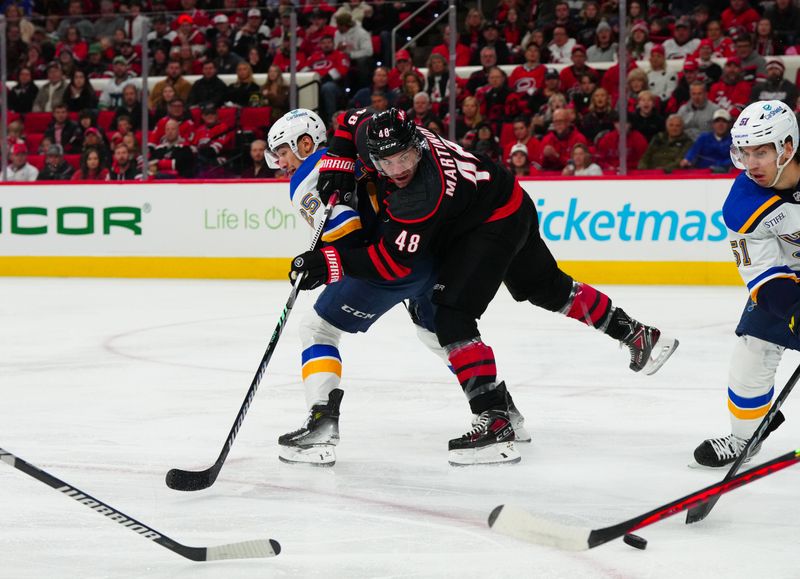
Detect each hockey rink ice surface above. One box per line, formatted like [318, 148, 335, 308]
[2, 277, 800, 579]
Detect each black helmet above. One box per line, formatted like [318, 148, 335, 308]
[366, 108, 418, 160]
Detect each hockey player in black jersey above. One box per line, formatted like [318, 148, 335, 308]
[291, 108, 679, 465]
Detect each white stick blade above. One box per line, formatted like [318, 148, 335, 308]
[206, 539, 280, 560]
[488, 505, 591, 551]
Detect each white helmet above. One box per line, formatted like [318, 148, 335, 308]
[265, 108, 327, 169]
[730, 100, 799, 187]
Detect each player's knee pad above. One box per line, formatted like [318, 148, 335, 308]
[434, 305, 479, 348]
[525, 270, 574, 312]
[728, 335, 784, 436]
[299, 310, 344, 408]
[299, 309, 343, 349]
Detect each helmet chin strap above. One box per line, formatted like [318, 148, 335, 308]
[765, 142, 795, 189]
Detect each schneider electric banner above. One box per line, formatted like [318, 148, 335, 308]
[0, 178, 737, 281]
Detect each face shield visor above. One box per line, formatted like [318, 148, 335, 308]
[370, 146, 421, 181]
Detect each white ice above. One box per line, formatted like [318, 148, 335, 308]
[2, 277, 799, 579]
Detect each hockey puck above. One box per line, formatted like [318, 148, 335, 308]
[623, 533, 648, 550]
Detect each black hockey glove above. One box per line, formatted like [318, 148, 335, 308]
[289, 247, 344, 290]
[317, 153, 356, 206]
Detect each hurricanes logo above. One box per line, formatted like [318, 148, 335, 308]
[293, 257, 304, 267]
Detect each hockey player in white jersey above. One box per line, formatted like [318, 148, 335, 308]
[694, 100, 800, 467]
[265, 109, 530, 466]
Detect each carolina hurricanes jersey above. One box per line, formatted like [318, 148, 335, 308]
[723, 172, 800, 301]
[290, 147, 362, 244]
[327, 108, 521, 282]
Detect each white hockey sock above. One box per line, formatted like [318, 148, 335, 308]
[728, 335, 783, 439]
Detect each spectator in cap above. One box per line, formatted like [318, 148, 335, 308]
[149, 60, 192, 111]
[8, 66, 38, 114]
[663, 17, 700, 59]
[188, 60, 228, 109]
[206, 13, 232, 50]
[3, 143, 39, 181]
[81, 127, 111, 167]
[331, 0, 373, 25]
[664, 59, 700, 113]
[233, 8, 271, 59]
[334, 11, 374, 87]
[680, 109, 734, 170]
[64, 69, 98, 113]
[37, 144, 75, 180]
[764, 0, 800, 47]
[708, 57, 752, 117]
[171, 13, 207, 58]
[387, 49, 423, 91]
[507, 142, 533, 176]
[750, 59, 798, 109]
[473, 20, 511, 65]
[586, 21, 616, 62]
[528, 69, 564, 128]
[677, 80, 719, 140]
[733, 32, 766, 82]
[638, 114, 693, 171]
[32, 62, 67, 112]
[431, 24, 472, 68]
[563, 142, 602, 176]
[150, 97, 195, 146]
[753, 18, 784, 57]
[212, 36, 244, 75]
[626, 20, 653, 60]
[469, 122, 503, 162]
[466, 46, 498, 94]
[93, 0, 125, 43]
[646, 44, 677, 101]
[559, 43, 598, 94]
[548, 24, 577, 64]
[98, 57, 137, 110]
[82, 43, 108, 78]
[721, 0, 760, 35]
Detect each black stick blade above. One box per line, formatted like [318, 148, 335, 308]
[165, 467, 217, 492]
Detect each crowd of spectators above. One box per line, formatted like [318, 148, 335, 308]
[2, 0, 800, 182]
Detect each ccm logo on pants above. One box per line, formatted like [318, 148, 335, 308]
[341, 305, 376, 319]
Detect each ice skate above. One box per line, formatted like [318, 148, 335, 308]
[278, 389, 343, 467]
[449, 408, 520, 466]
[690, 433, 761, 469]
[487, 382, 531, 443]
[620, 318, 678, 375]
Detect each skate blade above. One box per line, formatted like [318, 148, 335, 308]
[278, 445, 336, 467]
[643, 337, 679, 376]
[513, 427, 532, 443]
[448, 441, 521, 466]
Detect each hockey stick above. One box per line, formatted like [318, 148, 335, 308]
[684, 361, 800, 524]
[488, 447, 800, 551]
[0, 447, 280, 561]
[166, 193, 340, 492]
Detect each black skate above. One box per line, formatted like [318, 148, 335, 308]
[691, 411, 785, 468]
[278, 389, 343, 467]
[621, 320, 678, 375]
[691, 434, 760, 468]
[449, 408, 520, 466]
[495, 382, 531, 442]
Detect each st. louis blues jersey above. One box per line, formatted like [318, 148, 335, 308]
[289, 147, 362, 244]
[723, 172, 800, 302]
